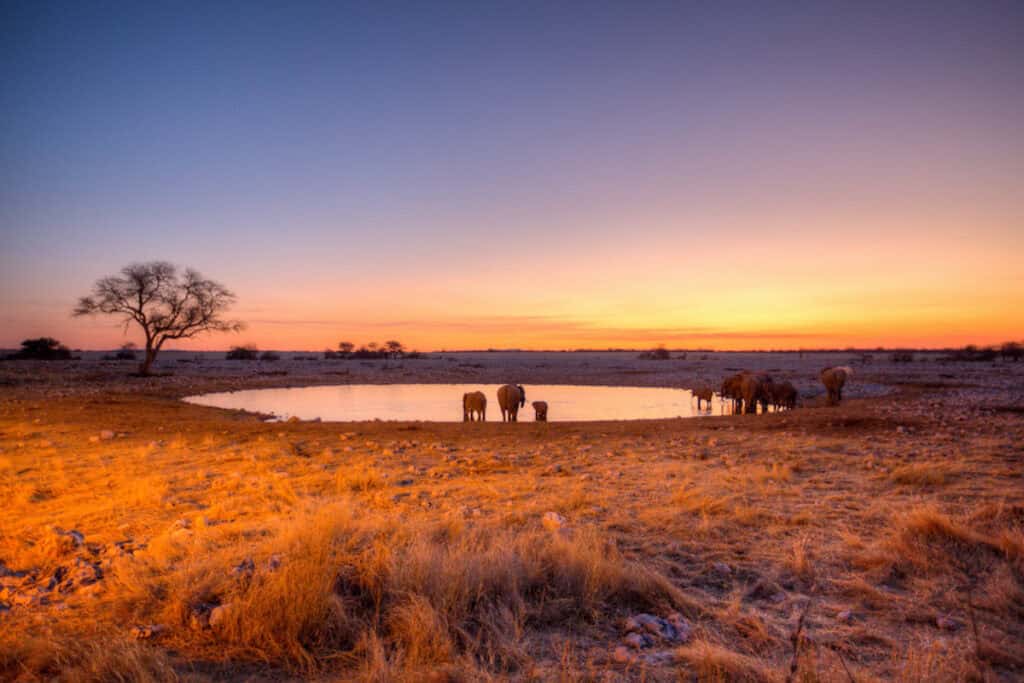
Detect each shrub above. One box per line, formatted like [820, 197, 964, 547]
[260, 351, 281, 362]
[227, 345, 259, 361]
[115, 343, 138, 360]
[8, 337, 72, 360]
[638, 347, 671, 360]
[890, 351, 914, 363]
[944, 345, 998, 362]
[351, 346, 388, 360]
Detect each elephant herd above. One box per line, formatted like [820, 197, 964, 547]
[462, 366, 855, 423]
[462, 384, 548, 422]
[701, 365, 854, 415]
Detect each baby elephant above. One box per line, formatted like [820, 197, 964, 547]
[692, 385, 714, 411]
[532, 401, 548, 421]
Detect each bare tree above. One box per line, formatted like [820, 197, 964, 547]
[385, 340, 405, 359]
[73, 261, 243, 375]
[338, 341, 354, 357]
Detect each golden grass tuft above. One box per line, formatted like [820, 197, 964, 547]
[788, 536, 815, 582]
[675, 639, 780, 682]
[890, 462, 959, 487]
[672, 479, 732, 516]
[336, 463, 385, 492]
[0, 632, 179, 682]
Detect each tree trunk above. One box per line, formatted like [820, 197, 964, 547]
[139, 345, 157, 375]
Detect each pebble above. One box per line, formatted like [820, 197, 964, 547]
[612, 646, 635, 663]
[231, 558, 255, 577]
[209, 603, 231, 629]
[542, 511, 566, 532]
[130, 624, 167, 640]
[624, 612, 691, 644]
[624, 632, 653, 650]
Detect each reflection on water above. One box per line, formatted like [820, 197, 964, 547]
[184, 384, 732, 422]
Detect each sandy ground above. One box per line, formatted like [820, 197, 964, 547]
[1, 352, 1022, 681]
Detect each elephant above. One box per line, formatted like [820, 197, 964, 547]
[720, 373, 746, 414]
[767, 380, 798, 411]
[739, 372, 773, 414]
[462, 391, 487, 421]
[821, 366, 853, 405]
[692, 385, 714, 411]
[497, 384, 526, 422]
[532, 400, 548, 421]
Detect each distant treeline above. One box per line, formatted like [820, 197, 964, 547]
[4, 338, 1022, 362]
[223, 340, 426, 361]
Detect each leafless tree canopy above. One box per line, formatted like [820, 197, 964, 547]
[73, 261, 243, 374]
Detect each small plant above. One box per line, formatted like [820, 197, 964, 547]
[226, 345, 259, 361]
[115, 343, 138, 360]
[259, 351, 281, 362]
[890, 350, 914, 363]
[1000, 341, 1022, 362]
[945, 345, 998, 362]
[638, 346, 671, 360]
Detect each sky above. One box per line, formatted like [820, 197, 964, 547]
[2, 1, 1022, 351]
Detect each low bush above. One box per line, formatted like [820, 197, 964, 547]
[7, 337, 72, 360]
[226, 345, 259, 361]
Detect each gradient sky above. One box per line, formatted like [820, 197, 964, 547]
[2, 1, 1022, 351]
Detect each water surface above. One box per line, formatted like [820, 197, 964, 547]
[184, 384, 724, 422]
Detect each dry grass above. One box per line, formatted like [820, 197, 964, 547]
[2, 367, 1024, 680]
[889, 461, 961, 487]
[0, 634, 179, 682]
[675, 639, 780, 682]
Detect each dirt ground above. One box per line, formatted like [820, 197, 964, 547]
[1, 352, 1022, 681]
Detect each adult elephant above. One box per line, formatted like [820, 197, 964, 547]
[767, 380, 798, 411]
[692, 385, 714, 411]
[821, 366, 853, 405]
[720, 373, 746, 414]
[497, 384, 526, 422]
[739, 372, 773, 414]
[462, 391, 487, 421]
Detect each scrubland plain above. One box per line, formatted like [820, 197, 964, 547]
[1, 353, 1022, 681]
